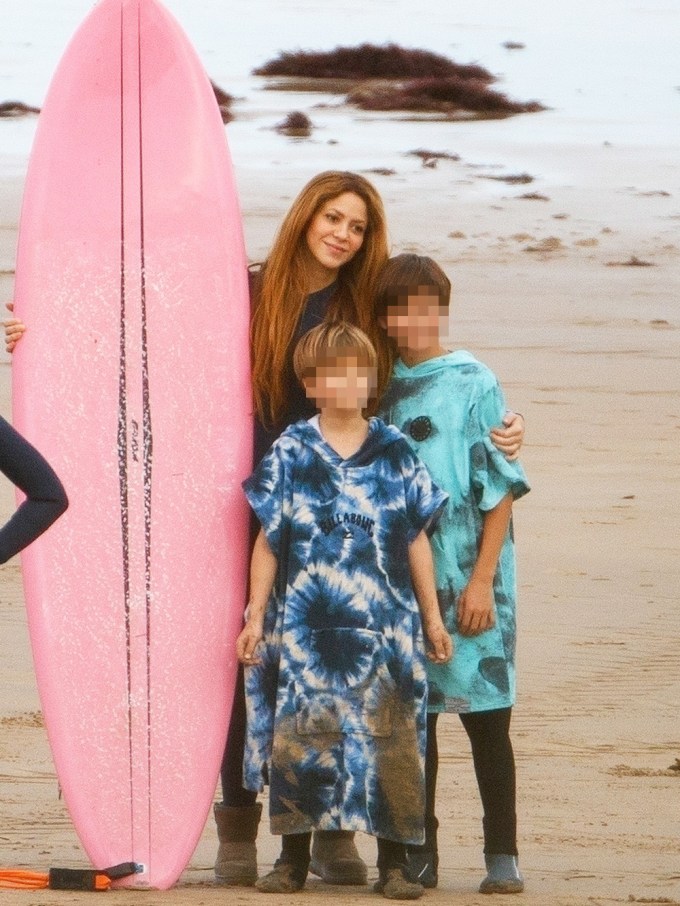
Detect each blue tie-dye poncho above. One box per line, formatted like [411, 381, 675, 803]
[241, 416, 448, 843]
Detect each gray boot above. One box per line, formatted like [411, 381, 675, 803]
[214, 802, 262, 886]
[309, 830, 368, 885]
[479, 854, 524, 894]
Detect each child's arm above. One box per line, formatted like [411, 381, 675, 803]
[409, 530, 453, 664]
[236, 528, 277, 665]
[457, 492, 513, 636]
[490, 411, 525, 461]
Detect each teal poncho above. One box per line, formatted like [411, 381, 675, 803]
[379, 351, 530, 713]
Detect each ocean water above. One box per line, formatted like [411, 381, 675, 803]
[1, 1, 679, 182]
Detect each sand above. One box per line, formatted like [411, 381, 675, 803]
[0, 123, 679, 905]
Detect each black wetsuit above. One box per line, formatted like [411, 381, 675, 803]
[0, 416, 68, 563]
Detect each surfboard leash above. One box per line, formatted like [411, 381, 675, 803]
[0, 861, 143, 890]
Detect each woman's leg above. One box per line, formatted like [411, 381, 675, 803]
[222, 510, 261, 806]
[220, 663, 258, 807]
[214, 664, 261, 884]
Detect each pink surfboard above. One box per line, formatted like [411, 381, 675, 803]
[12, 0, 251, 889]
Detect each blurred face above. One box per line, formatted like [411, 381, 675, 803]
[303, 352, 376, 412]
[305, 192, 368, 281]
[383, 286, 446, 351]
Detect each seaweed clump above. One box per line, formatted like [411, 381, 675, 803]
[275, 111, 314, 137]
[349, 78, 544, 118]
[210, 81, 235, 123]
[407, 149, 461, 168]
[254, 44, 493, 83]
[253, 44, 544, 120]
[0, 101, 40, 117]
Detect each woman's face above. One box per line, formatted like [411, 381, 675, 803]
[304, 192, 368, 283]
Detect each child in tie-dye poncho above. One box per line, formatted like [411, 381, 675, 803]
[236, 322, 451, 899]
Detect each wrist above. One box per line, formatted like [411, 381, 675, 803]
[422, 610, 445, 631]
[469, 570, 495, 587]
[244, 603, 264, 627]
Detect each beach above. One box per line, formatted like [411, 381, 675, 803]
[1, 1, 679, 902]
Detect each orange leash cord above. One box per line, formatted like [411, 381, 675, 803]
[0, 870, 50, 889]
[0, 869, 112, 890]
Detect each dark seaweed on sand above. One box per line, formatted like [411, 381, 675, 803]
[211, 81, 234, 123]
[408, 149, 461, 162]
[253, 43, 544, 119]
[275, 111, 314, 137]
[254, 44, 495, 83]
[348, 77, 545, 117]
[482, 172, 534, 184]
[0, 101, 41, 117]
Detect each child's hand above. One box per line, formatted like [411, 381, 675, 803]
[3, 302, 26, 353]
[424, 620, 453, 664]
[457, 578, 495, 636]
[236, 620, 264, 665]
[489, 411, 524, 461]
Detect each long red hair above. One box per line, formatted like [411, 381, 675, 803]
[250, 171, 391, 427]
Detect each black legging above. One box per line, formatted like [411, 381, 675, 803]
[423, 708, 517, 856]
[221, 494, 261, 807]
[221, 663, 257, 807]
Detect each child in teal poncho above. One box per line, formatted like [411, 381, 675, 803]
[376, 254, 530, 895]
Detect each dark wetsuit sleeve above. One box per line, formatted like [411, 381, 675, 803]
[0, 416, 69, 563]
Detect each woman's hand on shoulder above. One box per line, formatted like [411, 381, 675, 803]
[3, 302, 26, 353]
[489, 411, 524, 461]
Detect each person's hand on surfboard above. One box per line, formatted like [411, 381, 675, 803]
[3, 303, 26, 353]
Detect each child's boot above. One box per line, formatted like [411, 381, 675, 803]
[374, 866, 424, 900]
[213, 802, 262, 885]
[255, 858, 308, 894]
[479, 854, 524, 894]
[257, 832, 311, 893]
[310, 830, 368, 884]
[406, 815, 438, 888]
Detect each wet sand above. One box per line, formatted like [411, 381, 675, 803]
[0, 128, 679, 905]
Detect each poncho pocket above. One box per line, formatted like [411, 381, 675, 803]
[294, 627, 396, 738]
